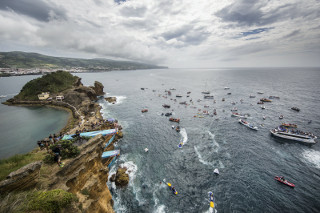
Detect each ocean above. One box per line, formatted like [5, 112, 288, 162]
[2, 68, 320, 212]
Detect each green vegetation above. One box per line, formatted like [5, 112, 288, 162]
[0, 51, 167, 70]
[0, 151, 45, 181]
[43, 141, 80, 164]
[26, 189, 77, 213]
[14, 71, 78, 100]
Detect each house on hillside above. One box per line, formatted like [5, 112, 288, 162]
[38, 92, 50, 100]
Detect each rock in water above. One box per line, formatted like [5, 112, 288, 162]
[115, 167, 129, 187]
[91, 81, 104, 96]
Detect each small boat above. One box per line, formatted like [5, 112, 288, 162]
[222, 98, 225, 101]
[224, 87, 230, 90]
[179, 101, 187, 105]
[260, 98, 272, 102]
[187, 91, 191, 94]
[263, 116, 266, 120]
[261, 106, 266, 109]
[257, 92, 264, 94]
[176, 95, 183, 98]
[257, 101, 264, 104]
[165, 112, 172, 116]
[269, 96, 280, 99]
[281, 123, 297, 128]
[204, 95, 214, 99]
[204, 105, 209, 108]
[202, 91, 210, 94]
[176, 126, 180, 132]
[231, 112, 245, 118]
[239, 119, 258, 130]
[144, 148, 149, 152]
[274, 176, 295, 188]
[169, 117, 180, 123]
[178, 141, 184, 148]
[169, 88, 176, 90]
[162, 104, 171, 108]
[213, 168, 219, 175]
[208, 191, 215, 208]
[141, 109, 148, 113]
[171, 125, 175, 129]
[227, 92, 231, 95]
[249, 95, 256, 98]
[165, 181, 178, 195]
[279, 115, 284, 119]
[141, 88, 145, 90]
[231, 107, 238, 111]
[291, 107, 300, 112]
[0, 95, 7, 98]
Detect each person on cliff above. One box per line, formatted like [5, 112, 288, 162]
[52, 144, 64, 167]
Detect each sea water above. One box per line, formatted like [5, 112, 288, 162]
[77, 68, 320, 212]
[1, 68, 320, 212]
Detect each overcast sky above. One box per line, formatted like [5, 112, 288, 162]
[0, 0, 320, 68]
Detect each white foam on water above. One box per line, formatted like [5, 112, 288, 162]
[119, 161, 147, 206]
[301, 149, 320, 169]
[109, 95, 127, 105]
[207, 131, 220, 151]
[194, 146, 213, 166]
[180, 128, 188, 144]
[154, 204, 167, 213]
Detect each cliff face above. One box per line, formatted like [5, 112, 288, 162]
[50, 135, 114, 213]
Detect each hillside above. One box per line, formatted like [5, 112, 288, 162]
[0, 51, 167, 70]
[14, 71, 78, 101]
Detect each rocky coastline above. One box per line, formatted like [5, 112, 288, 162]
[0, 72, 127, 212]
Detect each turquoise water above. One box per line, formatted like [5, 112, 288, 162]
[0, 75, 69, 159]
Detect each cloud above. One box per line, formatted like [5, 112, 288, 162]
[0, 0, 319, 67]
[0, 0, 67, 22]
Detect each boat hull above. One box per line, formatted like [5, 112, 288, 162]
[270, 130, 316, 144]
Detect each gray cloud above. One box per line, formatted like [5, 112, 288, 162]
[215, 0, 320, 27]
[119, 4, 147, 17]
[282, 30, 300, 39]
[0, 0, 67, 22]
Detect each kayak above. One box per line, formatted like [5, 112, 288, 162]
[274, 176, 295, 188]
[167, 182, 178, 195]
[208, 191, 215, 208]
[178, 141, 184, 148]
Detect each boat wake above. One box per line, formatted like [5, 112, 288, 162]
[301, 149, 320, 169]
[180, 128, 188, 144]
[207, 131, 220, 152]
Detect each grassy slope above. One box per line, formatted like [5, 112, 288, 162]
[14, 71, 78, 100]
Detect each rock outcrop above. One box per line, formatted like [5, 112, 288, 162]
[0, 161, 42, 193]
[91, 81, 105, 96]
[114, 167, 129, 187]
[105, 97, 117, 104]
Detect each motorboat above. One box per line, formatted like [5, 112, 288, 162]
[176, 95, 183, 98]
[257, 92, 264, 94]
[239, 119, 258, 130]
[270, 126, 317, 144]
[261, 106, 266, 109]
[204, 95, 214, 99]
[279, 115, 284, 119]
[224, 87, 230, 90]
[165, 112, 172, 116]
[274, 176, 295, 188]
[202, 91, 210, 94]
[231, 112, 246, 118]
[162, 104, 171, 108]
[291, 107, 300, 112]
[249, 95, 256, 98]
[141, 109, 148, 113]
[260, 98, 272, 102]
[269, 96, 280, 99]
[227, 92, 231, 95]
[169, 117, 180, 123]
[281, 123, 297, 128]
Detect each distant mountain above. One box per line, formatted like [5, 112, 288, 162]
[0, 51, 167, 70]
